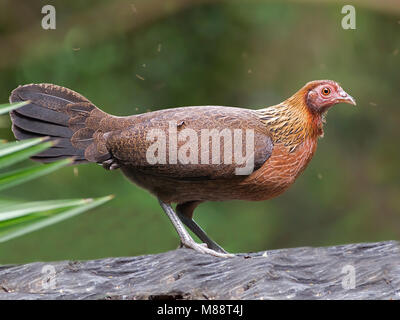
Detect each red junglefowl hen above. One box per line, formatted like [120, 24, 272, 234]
[9, 80, 356, 257]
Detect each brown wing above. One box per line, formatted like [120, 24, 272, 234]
[105, 106, 273, 179]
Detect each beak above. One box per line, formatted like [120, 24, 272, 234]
[338, 89, 357, 106]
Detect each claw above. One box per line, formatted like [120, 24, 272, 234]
[110, 163, 120, 170]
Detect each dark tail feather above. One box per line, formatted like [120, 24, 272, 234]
[9, 83, 110, 164]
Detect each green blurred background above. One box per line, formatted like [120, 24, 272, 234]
[0, 0, 399, 264]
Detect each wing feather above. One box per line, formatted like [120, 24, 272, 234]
[105, 106, 273, 180]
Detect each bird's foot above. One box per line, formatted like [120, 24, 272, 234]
[180, 239, 235, 258]
[179, 241, 207, 249]
[179, 240, 229, 254]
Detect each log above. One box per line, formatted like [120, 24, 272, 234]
[0, 241, 399, 300]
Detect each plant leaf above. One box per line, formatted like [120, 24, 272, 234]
[0, 137, 46, 154]
[0, 195, 113, 243]
[0, 199, 91, 221]
[0, 198, 19, 209]
[0, 101, 29, 115]
[0, 138, 53, 169]
[0, 158, 73, 192]
[0, 103, 111, 244]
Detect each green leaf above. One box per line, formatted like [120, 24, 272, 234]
[0, 100, 111, 244]
[0, 195, 113, 243]
[0, 101, 29, 115]
[0, 137, 45, 154]
[0, 199, 90, 221]
[0, 158, 73, 192]
[0, 138, 53, 169]
[0, 198, 19, 209]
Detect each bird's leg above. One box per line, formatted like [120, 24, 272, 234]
[158, 199, 234, 258]
[176, 201, 228, 254]
[101, 159, 120, 170]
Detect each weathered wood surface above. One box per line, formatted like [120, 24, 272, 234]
[0, 241, 399, 300]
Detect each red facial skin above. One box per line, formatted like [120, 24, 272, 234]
[306, 81, 356, 114]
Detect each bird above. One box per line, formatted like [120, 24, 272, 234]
[9, 80, 356, 258]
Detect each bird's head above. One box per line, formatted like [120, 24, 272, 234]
[277, 80, 357, 139]
[304, 80, 356, 114]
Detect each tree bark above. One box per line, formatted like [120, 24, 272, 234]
[0, 241, 399, 300]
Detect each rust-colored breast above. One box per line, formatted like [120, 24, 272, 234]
[122, 137, 317, 204]
[238, 138, 318, 201]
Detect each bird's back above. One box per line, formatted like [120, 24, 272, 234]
[105, 106, 273, 175]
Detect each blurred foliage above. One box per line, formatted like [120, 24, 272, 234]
[0, 0, 399, 264]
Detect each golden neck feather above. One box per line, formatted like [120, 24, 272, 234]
[256, 94, 324, 152]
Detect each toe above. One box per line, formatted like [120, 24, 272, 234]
[182, 240, 234, 258]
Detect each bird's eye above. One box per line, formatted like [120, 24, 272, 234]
[321, 87, 331, 96]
